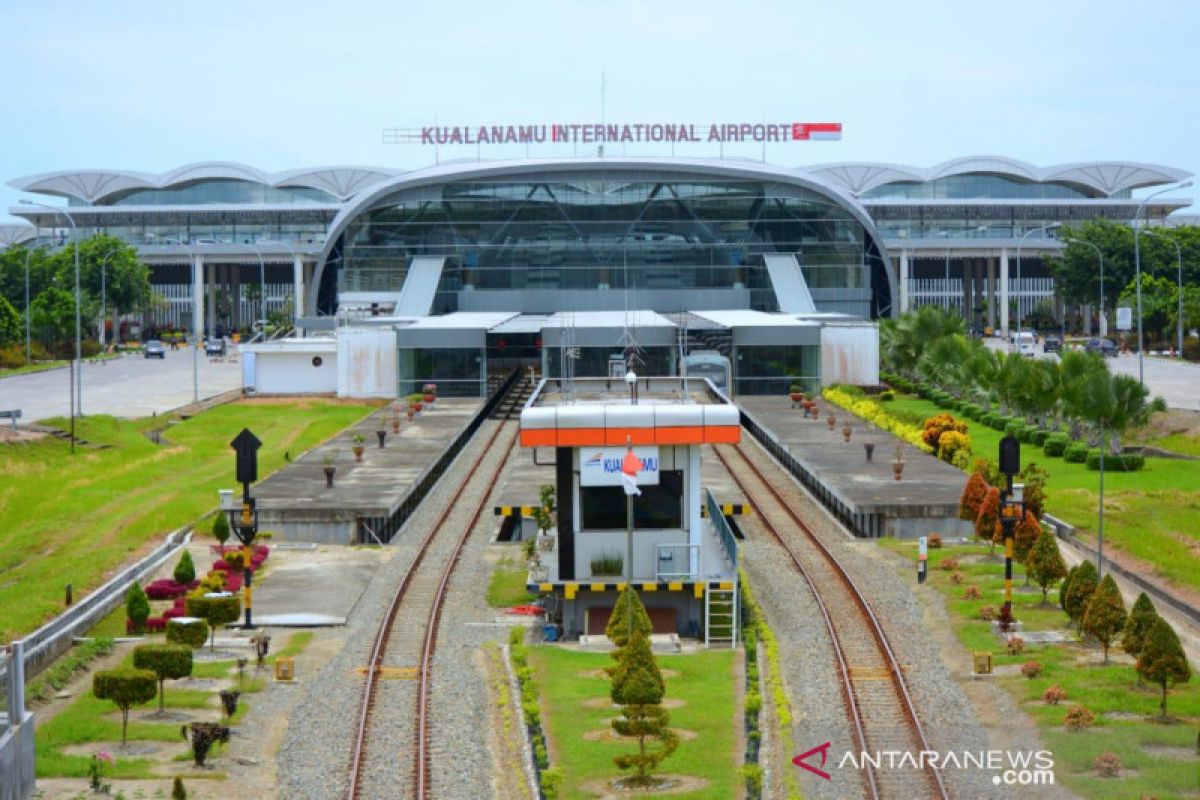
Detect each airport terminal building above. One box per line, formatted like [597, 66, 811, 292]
[4, 155, 1192, 396]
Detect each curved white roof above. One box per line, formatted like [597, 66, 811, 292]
[8, 161, 405, 203]
[0, 224, 37, 248]
[11, 155, 1189, 206]
[806, 156, 1190, 197]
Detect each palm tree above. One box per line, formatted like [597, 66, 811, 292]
[1057, 350, 1108, 440]
[881, 306, 966, 375]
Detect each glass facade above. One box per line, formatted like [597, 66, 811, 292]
[734, 344, 820, 395]
[397, 346, 484, 397]
[333, 173, 887, 315]
[71, 179, 337, 206]
[862, 174, 1128, 200]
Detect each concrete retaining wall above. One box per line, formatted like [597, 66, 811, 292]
[0, 713, 35, 800]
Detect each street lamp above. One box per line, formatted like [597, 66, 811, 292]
[1133, 180, 1193, 384]
[95, 249, 119, 348]
[21, 199, 81, 452]
[1066, 237, 1105, 336]
[940, 226, 986, 318]
[1014, 222, 1061, 349]
[146, 234, 199, 403]
[23, 246, 34, 365]
[1140, 229, 1185, 358]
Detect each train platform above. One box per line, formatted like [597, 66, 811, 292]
[253, 398, 485, 544]
[736, 396, 971, 539]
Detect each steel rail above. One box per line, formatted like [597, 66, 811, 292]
[346, 407, 517, 799]
[714, 442, 950, 800]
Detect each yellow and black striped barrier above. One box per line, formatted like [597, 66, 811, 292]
[494, 505, 538, 517]
[701, 503, 750, 518]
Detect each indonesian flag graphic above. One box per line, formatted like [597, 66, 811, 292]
[791, 122, 842, 141]
[620, 450, 644, 496]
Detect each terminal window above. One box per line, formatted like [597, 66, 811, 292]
[580, 470, 683, 530]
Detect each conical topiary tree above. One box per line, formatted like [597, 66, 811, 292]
[610, 628, 677, 786]
[976, 487, 1002, 554]
[211, 513, 230, 547]
[126, 582, 150, 634]
[1026, 529, 1067, 605]
[1060, 564, 1078, 614]
[1122, 592, 1159, 658]
[173, 551, 196, 585]
[1136, 616, 1191, 719]
[606, 586, 653, 649]
[1082, 575, 1127, 663]
[1013, 511, 1042, 584]
[1064, 561, 1098, 634]
[958, 472, 989, 521]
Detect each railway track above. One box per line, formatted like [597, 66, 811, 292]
[346, 384, 524, 800]
[713, 441, 950, 800]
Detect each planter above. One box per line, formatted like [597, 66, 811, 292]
[412, 402, 423, 414]
[406, 406, 414, 420]
[391, 418, 401, 434]
[827, 414, 836, 430]
[789, 392, 804, 407]
[324, 466, 335, 487]
[353, 445, 364, 462]
[892, 460, 905, 481]
[842, 425, 852, 443]
[376, 430, 387, 448]
[864, 443, 875, 462]
[423, 393, 435, 405]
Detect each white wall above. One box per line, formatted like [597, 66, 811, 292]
[337, 327, 398, 398]
[255, 351, 337, 394]
[821, 323, 880, 386]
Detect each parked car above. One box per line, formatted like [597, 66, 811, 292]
[205, 337, 227, 356]
[1043, 336, 1062, 354]
[1012, 330, 1037, 357]
[144, 340, 166, 359]
[1085, 338, 1118, 357]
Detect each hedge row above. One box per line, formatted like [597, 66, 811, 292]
[1085, 452, 1146, 471]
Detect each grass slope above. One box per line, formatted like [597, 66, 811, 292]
[883, 394, 1200, 592]
[0, 400, 376, 642]
[880, 539, 1200, 799]
[529, 647, 737, 800]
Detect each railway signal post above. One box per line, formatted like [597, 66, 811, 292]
[998, 435, 1024, 627]
[229, 427, 262, 629]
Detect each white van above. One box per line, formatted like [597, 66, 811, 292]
[1013, 331, 1037, 357]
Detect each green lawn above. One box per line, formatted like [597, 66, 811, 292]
[486, 555, 534, 608]
[529, 647, 738, 800]
[880, 539, 1200, 799]
[882, 394, 1200, 592]
[0, 400, 377, 643]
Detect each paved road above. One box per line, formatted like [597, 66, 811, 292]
[983, 338, 1199, 411]
[0, 348, 243, 421]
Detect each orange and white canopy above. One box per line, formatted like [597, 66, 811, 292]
[519, 403, 740, 448]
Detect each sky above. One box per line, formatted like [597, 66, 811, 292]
[1, 0, 1196, 223]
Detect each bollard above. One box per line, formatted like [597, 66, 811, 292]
[65, 583, 73, 606]
[376, 430, 386, 448]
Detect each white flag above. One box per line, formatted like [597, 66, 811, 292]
[620, 471, 642, 496]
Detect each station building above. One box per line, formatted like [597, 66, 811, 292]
[4, 155, 1192, 396]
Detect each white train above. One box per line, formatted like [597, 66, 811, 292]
[683, 350, 732, 394]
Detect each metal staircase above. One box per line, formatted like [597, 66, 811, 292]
[704, 584, 738, 648]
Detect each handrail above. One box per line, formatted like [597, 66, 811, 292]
[705, 488, 738, 569]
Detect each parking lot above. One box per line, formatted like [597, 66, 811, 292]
[0, 346, 244, 422]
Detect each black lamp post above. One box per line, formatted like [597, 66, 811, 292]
[229, 428, 262, 629]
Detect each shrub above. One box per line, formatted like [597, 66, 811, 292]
[1043, 433, 1069, 457]
[211, 513, 230, 546]
[959, 473, 990, 522]
[975, 487, 1002, 545]
[937, 430, 972, 467]
[1004, 421, 1023, 439]
[879, 390, 895, 401]
[1030, 429, 1050, 447]
[1006, 636, 1025, 655]
[949, 571, 964, 585]
[1085, 451, 1145, 471]
[133, 643, 194, 712]
[590, 551, 624, 577]
[821, 388, 933, 453]
[1122, 592, 1159, 658]
[1064, 442, 1089, 463]
[987, 414, 1008, 431]
[166, 617, 208, 649]
[125, 582, 151, 633]
[1043, 684, 1066, 705]
[1027, 530, 1068, 604]
[940, 557, 959, 571]
[922, 412, 968, 451]
[181, 722, 230, 767]
[1013, 512, 1042, 565]
[1093, 752, 1121, 778]
[172, 777, 188, 800]
[963, 585, 982, 600]
[173, 551, 196, 585]
[979, 605, 997, 621]
[1083, 575, 1127, 663]
[927, 533, 943, 549]
[146, 579, 190, 600]
[1064, 705, 1094, 731]
[93, 668, 158, 745]
[1136, 616, 1192, 718]
[1021, 660, 1043, 679]
[1064, 561, 1098, 632]
[539, 767, 563, 799]
[184, 593, 242, 650]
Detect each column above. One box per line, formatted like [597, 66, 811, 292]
[999, 249, 1010, 338]
[688, 445, 702, 577]
[206, 263, 217, 336]
[899, 250, 910, 313]
[961, 258, 972, 320]
[293, 254, 305, 327]
[230, 267, 241, 332]
[987, 257, 996, 331]
[192, 253, 204, 343]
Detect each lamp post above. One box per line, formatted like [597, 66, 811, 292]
[1014, 223, 1061, 351]
[24, 247, 34, 365]
[1067, 238, 1105, 337]
[95, 249, 118, 348]
[21, 199, 80, 451]
[147, 234, 199, 403]
[1133, 181, 1193, 384]
[1140, 229, 1185, 358]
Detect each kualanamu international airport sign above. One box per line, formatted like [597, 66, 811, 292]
[386, 121, 842, 145]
